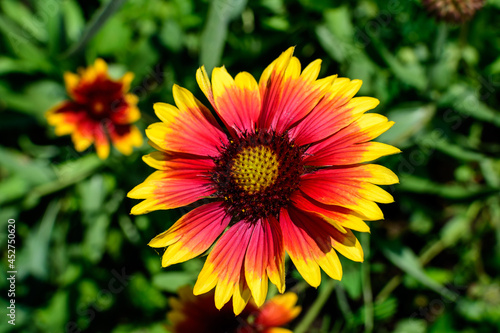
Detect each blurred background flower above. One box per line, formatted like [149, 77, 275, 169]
[421, 0, 485, 23]
[167, 286, 300, 333]
[1, 0, 500, 332]
[46, 58, 143, 159]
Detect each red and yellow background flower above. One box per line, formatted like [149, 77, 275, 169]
[46, 59, 143, 159]
[168, 286, 300, 333]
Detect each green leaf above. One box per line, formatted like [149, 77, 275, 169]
[62, 0, 128, 58]
[19, 200, 61, 280]
[425, 268, 454, 285]
[152, 271, 198, 293]
[91, 15, 133, 56]
[426, 137, 490, 162]
[373, 297, 398, 320]
[383, 246, 457, 301]
[0, 0, 48, 43]
[441, 201, 481, 246]
[324, 6, 354, 41]
[316, 7, 357, 64]
[0, 15, 50, 69]
[0, 146, 56, 188]
[24, 154, 103, 208]
[128, 274, 168, 311]
[372, 39, 427, 91]
[398, 174, 499, 200]
[339, 261, 362, 299]
[34, 290, 69, 332]
[377, 103, 436, 147]
[62, 0, 86, 44]
[0, 56, 42, 75]
[262, 16, 290, 31]
[393, 319, 427, 333]
[0, 80, 65, 117]
[83, 213, 111, 263]
[78, 174, 106, 214]
[316, 24, 354, 64]
[159, 20, 184, 52]
[200, 0, 248, 73]
[0, 175, 29, 205]
[429, 313, 459, 333]
[119, 214, 141, 244]
[439, 83, 500, 127]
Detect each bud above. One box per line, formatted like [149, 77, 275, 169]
[422, 0, 485, 23]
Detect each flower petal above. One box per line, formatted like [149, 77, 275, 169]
[280, 209, 320, 287]
[325, 164, 399, 185]
[196, 65, 217, 110]
[64, 72, 80, 98]
[281, 207, 344, 287]
[244, 219, 269, 307]
[288, 205, 364, 265]
[147, 202, 230, 267]
[93, 122, 110, 159]
[263, 329, 293, 333]
[194, 220, 255, 310]
[291, 192, 371, 233]
[290, 79, 379, 145]
[255, 292, 301, 329]
[206, 66, 261, 134]
[142, 151, 215, 177]
[46, 101, 87, 136]
[299, 168, 394, 221]
[244, 217, 285, 307]
[233, 275, 252, 315]
[266, 216, 286, 294]
[109, 94, 140, 124]
[304, 113, 400, 166]
[258, 47, 294, 129]
[148, 85, 228, 156]
[108, 124, 143, 155]
[258, 48, 334, 132]
[270, 59, 334, 133]
[128, 170, 215, 214]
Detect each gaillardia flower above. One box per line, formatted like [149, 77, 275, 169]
[46, 58, 143, 159]
[168, 286, 300, 333]
[129, 47, 399, 314]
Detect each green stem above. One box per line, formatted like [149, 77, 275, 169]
[419, 240, 445, 266]
[361, 233, 373, 333]
[335, 286, 354, 328]
[427, 22, 448, 93]
[375, 240, 445, 303]
[375, 275, 402, 303]
[61, 0, 128, 58]
[294, 279, 336, 333]
[433, 22, 448, 60]
[24, 156, 103, 208]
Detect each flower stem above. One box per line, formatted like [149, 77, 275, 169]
[361, 233, 373, 333]
[294, 279, 336, 333]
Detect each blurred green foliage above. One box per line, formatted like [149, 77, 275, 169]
[1, 0, 500, 332]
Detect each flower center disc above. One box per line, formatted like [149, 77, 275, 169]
[212, 131, 304, 222]
[231, 146, 279, 195]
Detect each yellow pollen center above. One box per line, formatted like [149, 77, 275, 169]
[231, 145, 279, 194]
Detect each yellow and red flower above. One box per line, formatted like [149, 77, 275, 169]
[129, 47, 400, 314]
[168, 286, 300, 333]
[46, 59, 143, 159]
